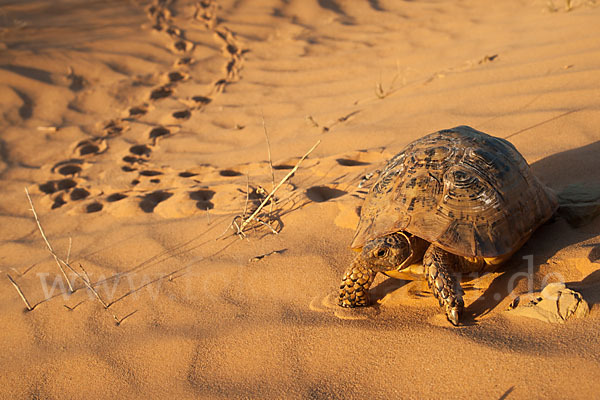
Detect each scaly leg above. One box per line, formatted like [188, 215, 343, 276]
[423, 245, 464, 326]
[338, 257, 376, 307]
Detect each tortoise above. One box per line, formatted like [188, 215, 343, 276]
[338, 125, 558, 325]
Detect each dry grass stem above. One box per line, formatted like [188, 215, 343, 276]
[24, 187, 127, 323]
[66, 237, 72, 264]
[236, 139, 321, 234]
[306, 115, 320, 128]
[243, 173, 250, 218]
[76, 263, 109, 309]
[114, 310, 138, 326]
[375, 71, 399, 99]
[262, 115, 276, 217]
[6, 274, 33, 311]
[25, 188, 74, 293]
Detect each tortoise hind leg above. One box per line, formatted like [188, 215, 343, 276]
[423, 245, 464, 326]
[338, 258, 376, 307]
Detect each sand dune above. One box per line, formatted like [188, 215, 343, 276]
[1, 0, 600, 398]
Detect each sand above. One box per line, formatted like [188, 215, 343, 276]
[1, 0, 600, 398]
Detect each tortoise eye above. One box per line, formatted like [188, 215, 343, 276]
[376, 248, 388, 258]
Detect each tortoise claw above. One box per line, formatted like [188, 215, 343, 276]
[447, 304, 462, 326]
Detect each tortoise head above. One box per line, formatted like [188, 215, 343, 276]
[360, 232, 413, 272]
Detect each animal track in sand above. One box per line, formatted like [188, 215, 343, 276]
[57, 165, 81, 175]
[52, 159, 85, 176]
[190, 189, 215, 210]
[103, 120, 127, 136]
[75, 138, 107, 156]
[149, 86, 173, 100]
[219, 169, 243, 177]
[167, 71, 188, 83]
[149, 126, 170, 139]
[128, 105, 148, 117]
[306, 186, 347, 203]
[191, 95, 212, 106]
[140, 191, 173, 213]
[176, 56, 193, 66]
[52, 195, 66, 209]
[86, 202, 103, 213]
[172, 40, 194, 53]
[70, 188, 90, 201]
[130, 144, 152, 157]
[39, 173, 95, 210]
[34, 0, 250, 218]
[172, 110, 191, 120]
[273, 164, 295, 170]
[122, 156, 145, 165]
[106, 193, 128, 202]
[139, 170, 163, 177]
[39, 178, 77, 194]
[123, 144, 151, 166]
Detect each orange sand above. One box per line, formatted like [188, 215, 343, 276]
[1, 0, 600, 398]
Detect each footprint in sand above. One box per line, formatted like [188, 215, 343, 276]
[74, 138, 107, 156]
[149, 126, 170, 140]
[139, 190, 173, 213]
[103, 119, 128, 136]
[172, 39, 194, 53]
[85, 201, 103, 213]
[190, 189, 215, 211]
[122, 144, 152, 169]
[306, 186, 347, 203]
[127, 104, 148, 118]
[172, 109, 191, 120]
[51, 159, 85, 176]
[166, 70, 189, 83]
[32, 0, 249, 219]
[149, 86, 173, 101]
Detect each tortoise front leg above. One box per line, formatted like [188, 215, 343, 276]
[423, 245, 464, 326]
[338, 257, 377, 307]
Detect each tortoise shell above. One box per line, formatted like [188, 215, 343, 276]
[352, 126, 558, 258]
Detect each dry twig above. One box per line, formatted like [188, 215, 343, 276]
[24, 188, 127, 323]
[6, 274, 33, 311]
[262, 115, 276, 218]
[77, 263, 109, 309]
[25, 188, 74, 292]
[234, 140, 321, 235]
[66, 237, 72, 264]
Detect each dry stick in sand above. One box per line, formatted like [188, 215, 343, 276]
[24, 188, 127, 323]
[6, 274, 33, 311]
[25, 188, 74, 293]
[77, 263, 109, 309]
[236, 139, 321, 235]
[261, 115, 276, 212]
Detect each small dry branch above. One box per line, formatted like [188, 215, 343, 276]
[262, 115, 276, 217]
[234, 139, 321, 236]
[25, 188, 74, 293]
[7, 274, 33, 311]
[24, 188, 126, 324]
